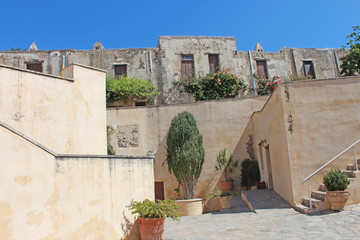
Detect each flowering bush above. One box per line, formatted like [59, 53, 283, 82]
[254, 75, 281, 95]
[175, 68, 247, 101]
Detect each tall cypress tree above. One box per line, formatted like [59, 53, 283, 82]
[166, 112, 205, 199]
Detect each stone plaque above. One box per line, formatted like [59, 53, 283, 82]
[117, 125, 139, 148]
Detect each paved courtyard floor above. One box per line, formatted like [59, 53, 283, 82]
[164, 190, 360, 240]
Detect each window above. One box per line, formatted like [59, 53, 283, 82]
[181, 54, 194, 79]
[208, 54, 219, 73]
[135, 101, 146, 107]
[25, 61, 43, 72]
[114, 65, 127, 79]
[303, 61, 316, 79]
[256, 60, 268, 79]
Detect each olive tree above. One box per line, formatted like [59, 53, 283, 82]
[165, 112, 204, 199]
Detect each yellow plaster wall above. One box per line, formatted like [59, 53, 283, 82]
[281, 77, 360, 204]
[251, 88, 294, 204]
[0, 64, 107, 155]
[0, 125, 154, 240]
[107, 97, 268, 199]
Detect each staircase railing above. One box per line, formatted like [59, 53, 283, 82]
[303, 138, 360, 209]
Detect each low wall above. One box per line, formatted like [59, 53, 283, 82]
[0, 122, 154, 240]
[107, 96, 268, 199]
[0, 63, 107, 155]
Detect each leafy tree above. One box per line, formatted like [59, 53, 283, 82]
[165, 112, 205, 199]
[106, 76, 160, 105]
[341, 25, 360, 76]
[240, 158, 260, 189]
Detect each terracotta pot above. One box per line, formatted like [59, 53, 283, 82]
[175, 198, 203, 216]
[220, 181, 233, 191]
[219, 196, 233, 209]
[326, 191, 350, 211]
[138, 217, 165, 240]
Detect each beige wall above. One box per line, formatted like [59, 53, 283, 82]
[0, 124, 154, 240]
[282, 77, 360, 204]
[252, 88, 294, 204]
[0, 64, 107, 155]
[107, 96, 268, 199]
[252, 76, 360, 206]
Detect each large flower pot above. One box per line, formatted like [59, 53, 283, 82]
[175, 198, 203, 216]
[220, 181, 233, 191]
[205, 198, 220, 212]
[138, 217, 165, 240]
[326, 191, 350, 210]
[219, 196, 233, 209]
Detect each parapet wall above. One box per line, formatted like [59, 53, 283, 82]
[0, 122, 154, 240]
[0, 63, 107, 154]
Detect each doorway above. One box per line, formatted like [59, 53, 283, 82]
[264, 144, 273, 189]
[155, 181, 165, 200]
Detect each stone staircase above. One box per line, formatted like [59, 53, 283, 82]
[295, 159, 359, 214]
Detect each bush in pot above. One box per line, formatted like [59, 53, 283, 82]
[165, 112, 205, 215]
[127, 199, 181, 240]
[240, 158, 260, 190]
[323, 168, 351, 210]
[219, 191, 237, 209]
[215, 148, 238, 191]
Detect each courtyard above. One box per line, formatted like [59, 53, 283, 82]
[164, 190, 360, 240]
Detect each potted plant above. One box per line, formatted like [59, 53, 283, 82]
[205, 190, 221, 212]
[323, 168, 351, 211]
[215, 148, 238, 191]
[219, 191, 237, 209]
[165, 112, 205, 216]
[127, 199, 181, 240]
[240, 158, 260, 190]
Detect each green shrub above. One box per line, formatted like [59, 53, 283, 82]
[215, 148, 238, 181]
[175, 68, 247, 101]
[165, 112, 205, 199]
[127, 199, 181, 220]
[340, 25, 360, 76]
[254, 74, 282, 95]
[106, 76, 160, 105]
[323, 168, 350, 191]
[240, 158, 260, 189]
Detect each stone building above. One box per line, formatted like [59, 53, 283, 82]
[0, 36, 348, 105]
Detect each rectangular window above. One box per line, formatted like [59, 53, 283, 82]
[208, 54, 219, 73]
[256, 60, 268, 79]
[181, 54, 194, 79]
[114, 65, 127, 79]
[26, 62, 43, 72]
[303, 61, 316, 79]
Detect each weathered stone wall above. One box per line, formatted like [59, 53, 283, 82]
[0, 37, 348, 105]
[0, 123, 154, 240]
[0, 63, 107, 154]
[107, 96, 269, 199]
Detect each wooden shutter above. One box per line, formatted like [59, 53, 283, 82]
[256, 60, 268, 79]
[208, 54, 219, 73]
[114, 65, 127, 79]
[181, 55, 194, 79]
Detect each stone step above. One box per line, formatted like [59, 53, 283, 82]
[311, 190, 326, 200]
[303, 197, 321, 208]
[344, 170, 357, 178]
[319, 184, 327, 192]
[294, 204, 311, 214]
[302, 197, 330, 212]
[347, 164, 358, 171]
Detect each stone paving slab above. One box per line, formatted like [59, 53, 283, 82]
[164, 190, 360, 240]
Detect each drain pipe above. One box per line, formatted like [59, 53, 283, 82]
[248, 51, 257, 96]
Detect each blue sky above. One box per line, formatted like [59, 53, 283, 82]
[1, 0, 359, 52]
